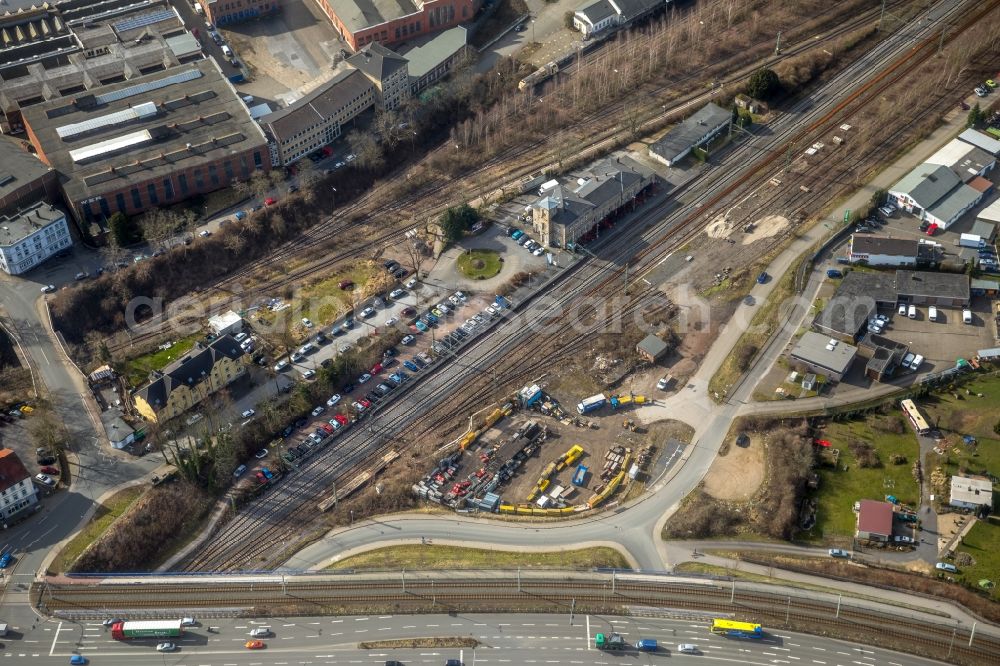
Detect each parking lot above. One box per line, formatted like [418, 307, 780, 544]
[878, 296, 996, 373]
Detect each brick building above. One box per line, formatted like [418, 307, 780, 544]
[197, 0, 280, 26]
[314, 0, 478, 52]
[21, 59, 270, 224]
[0, 136, 59, 215]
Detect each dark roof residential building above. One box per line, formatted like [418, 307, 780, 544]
[0, 448, 39, 520]
[346, 42, 410, 110]
[133, 334, 248, 423]
[788, 332, 857, 382]
[848, 236, 925, 267]
[259, 68, 375, 166]
[648, 102, 732, 167]
[856, 499, 894, 542]
[21, 59, 271, 224]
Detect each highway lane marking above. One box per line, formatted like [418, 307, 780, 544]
[47, 622, 62, 656]
[585, 615, 590, 650]
[355, 617, 369, 621]
[330, 620, 343, 623]
[853, 649, 874, 654]
[403, 625, 416, 629]
[812, 647, 826, 651]
[813, 661, 826, 664]
[378, 616, 392, 619]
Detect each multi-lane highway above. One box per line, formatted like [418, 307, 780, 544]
[34, 612, 947, 666]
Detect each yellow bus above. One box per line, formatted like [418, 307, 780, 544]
[711, 619, 763, 639]
[900, 399, 930, 435]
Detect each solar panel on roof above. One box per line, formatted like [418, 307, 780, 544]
[94, 68, 202, 105]
[112, 8, 176, 33]
[56, 101, 158, 140]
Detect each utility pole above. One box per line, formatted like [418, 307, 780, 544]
[774, 31, 782, 55]
[401, 569, 406, 594]
[570, 598, 576, 625]
[969, 622, 977, 646]
[835, 594, 842, 618]
[612, 570, 616, 595]
[785, 596, 791, 624]
[878, 0, 886, 30]
[947, 624, 957, 658]
[517, 568, 521, 593]
[731, 580, 736, 603]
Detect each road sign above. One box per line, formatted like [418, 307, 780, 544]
[844, 210, 851, 222]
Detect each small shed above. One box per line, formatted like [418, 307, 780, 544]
[636, 334, 669, 362]
[208, 310, 244, 337]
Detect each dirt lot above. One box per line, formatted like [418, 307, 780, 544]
[702, 434, 765, 500]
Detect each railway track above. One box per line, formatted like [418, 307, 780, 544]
[106, 0, 904, 354]
[174, 0, 988, 573]
[36, 573, 999, 665]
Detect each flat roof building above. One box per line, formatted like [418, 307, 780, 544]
[888, 163, 985, 230]
[949, 475, 993, 510]
[812, 271, 895, 341]
[895, 269, 969, 307]
[648, 102, 732, 167]
[0, 202, 72, 275]
[959, 128, 1000, 156]
[0, 136, 60, 215]
[789, 332, 857, 382]
[925, 137, 996, 182]
[403, 25, 470, 94]
[847, 235, 932, 267]
[636, 334, 669, 362]
[21, 59, 271, 224]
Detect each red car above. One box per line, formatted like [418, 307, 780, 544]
[333, 414, 349, 426]
[371, 362, 383, 374]
[358, 398, 371, 409]
[255, 471, 267, 484]
[263, 197, 276, 206]
[319, 423, 334, 434]
[40, 466, 59, 475]
[245, 640, 265, 649]
[925, 222, 938, 236]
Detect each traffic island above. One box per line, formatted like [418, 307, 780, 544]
[456, 249, 503, 280]
[359, 637, 479, 649]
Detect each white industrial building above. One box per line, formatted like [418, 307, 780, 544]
[208, 310, 244, 337]
[949, 475, 993, 511]
[887, 163, 984, 230]
[0, 202, 71, 275]
[847, 235, 926, 267]
[788, 332, 858, 382]
[959, 128, 1000, 156]
[924, 138, 995, 182]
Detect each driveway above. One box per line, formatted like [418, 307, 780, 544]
[427, 227, 557, 293]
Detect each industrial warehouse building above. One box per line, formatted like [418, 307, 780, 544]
[529, 156, 655, 248]
[788, 332, 858, 382]
[888, 163, 985, 231]
[0, 202, 72, 275]
[813, 269, 970, 341]
[648, 102, 732, 167]
[924, 137, 995, 183]
[21, 59, 270, 224]
[0, 137, 59, 215]
[958, 128, 1000, 156]
[197, 0, 279, 27]
[572, 0, 665, 38]
[0, 0, 213, 132]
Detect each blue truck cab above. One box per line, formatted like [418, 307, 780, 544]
[635, 639, 657, 651]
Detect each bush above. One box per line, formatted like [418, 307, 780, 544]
[848, 439, 881, 468]
[735, 343, 758, 372]
[72, 480, 211, 572]
[746, 67, 779, 99]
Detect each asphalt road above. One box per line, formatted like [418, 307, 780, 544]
[32, 612, 946, 666]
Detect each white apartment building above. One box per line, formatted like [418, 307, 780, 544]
[0, 202, 71, 275]
[0, 450, 38, 522]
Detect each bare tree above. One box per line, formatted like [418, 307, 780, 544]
[249, 171, 272, 200]
[346, 129, 384, 172]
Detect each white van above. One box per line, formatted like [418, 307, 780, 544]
[907, 304, 917, 319]
[963, 309, 973, 324]
[928, 306, 938, 321]
[221, 45, 233, 57]
[193, 2, 204, 13]
[936, 562, 958, 573]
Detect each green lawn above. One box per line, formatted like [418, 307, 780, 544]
[48, 486, 145, 574]
[802, 415, 920, 542]
[125, 334, 202, 386]
[328, 545, 628, 570]
[299, 263, 381, 329]
[920, 375, 1000, 441]
[456, 249, 502, 280]
[954, 518, 1000, 601]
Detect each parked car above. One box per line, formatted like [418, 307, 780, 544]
[301, 369, 316, 380]
[41, 284, 56, 293]
[310, 406, 325, 417]
[34, 473, 56, 487]
[241, 409, 256, 419]
[361, 306, 376, 318]
[358, 373, 372, 384]
[405, 278, 418, 289]
[401, 334, 415, 345]
[0, 553, 13, 568]
[326, 394, 342, 407]
[909, 354, 924, 371]
[936, 562, 958, 573]
[828, 548, 850, 558]
[254, 448, 268, 459]
[274, 359, 289, 372]
[390, 288, 406, 299]
[40, 466, 59, 475]
[403, 360, 420, 372]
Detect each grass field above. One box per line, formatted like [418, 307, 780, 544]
[298, 262, 384, 329]
[48, 486, 145, 574]
[920, 375, 1000, 441]
[327, 545, 629, 570]
[801, 415, 920, 542]
[457, 249, 503, 280]
[125, 334, 201, 386]
[954, 518, 1000, 600]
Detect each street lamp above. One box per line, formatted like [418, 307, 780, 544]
[331, 186, 337, 209]
[531, 19, 535, 44]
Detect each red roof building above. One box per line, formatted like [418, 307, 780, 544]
[855, 499, 893, 542]
[0, 449, 39, 523]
